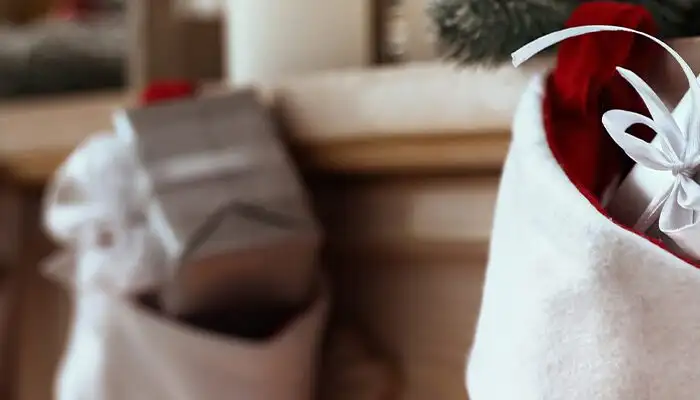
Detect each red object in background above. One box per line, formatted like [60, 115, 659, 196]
[140, 81, 198, 106]
[52, 0, 91, 19]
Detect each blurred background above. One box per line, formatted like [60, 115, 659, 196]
[0, 0, 126, 98]
[0, 0, 444, 100]
[2, 0, 699, 101]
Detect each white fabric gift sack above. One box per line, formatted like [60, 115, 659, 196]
[467, 20, 700, 400]
[43, 133, 328, 400]
[54, 284, 328, 400]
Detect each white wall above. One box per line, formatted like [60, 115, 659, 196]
[225, 0, 373, 85]
[401, 0, 439, 61]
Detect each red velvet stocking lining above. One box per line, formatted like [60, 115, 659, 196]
[542, 2, 699, 265]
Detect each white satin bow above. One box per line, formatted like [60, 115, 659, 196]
[43, 129, 256, 294]
[43, 133, 168, 294]
[512, 25, 700, 258]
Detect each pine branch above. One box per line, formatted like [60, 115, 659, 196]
[429, 0, 699, 66]
[429, 0, 577, 65]
[622, 0, 693, 37]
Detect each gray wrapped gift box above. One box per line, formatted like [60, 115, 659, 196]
[112, 89, 320, 315]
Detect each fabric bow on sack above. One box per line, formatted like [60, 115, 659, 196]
[513, 25, 700, 260]
[43, 133, 168, 294]
[43, 130, 254, 293]
[44, 81, 199, 293]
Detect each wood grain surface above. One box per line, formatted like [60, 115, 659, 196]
[8, 174, 499, 400]
[0, 87, 510, 184]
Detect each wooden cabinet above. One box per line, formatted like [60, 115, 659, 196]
[317, 175, 497, 399]
[9, 173, 500, 400]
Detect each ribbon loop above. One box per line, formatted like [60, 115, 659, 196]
[43, 133, 168, 295]
[513, 24, 700, 259]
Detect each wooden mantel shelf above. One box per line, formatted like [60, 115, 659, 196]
[0, 91, 511, 185]
[5, 35, 700, 184]
[0, 91, 131, 185]
[0, 63, 531, 185]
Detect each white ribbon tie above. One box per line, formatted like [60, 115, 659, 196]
[512, 25, 700, 258]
